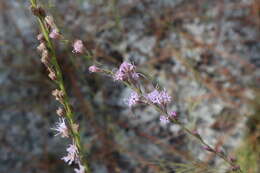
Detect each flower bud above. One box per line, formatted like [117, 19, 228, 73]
[89, 65, 102, 73]
[229, 155, 237, 163]
[72, 40, 85, 54]
[49, 29, 62, 40]
[202, 146, 214, 152]
[170, 111, 178, 120]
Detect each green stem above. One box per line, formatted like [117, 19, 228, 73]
[30, 1, 90, 172]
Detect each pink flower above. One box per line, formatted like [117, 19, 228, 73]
[49, 29, 61, 40]
[72, 40, 85, 54]
[128, 92, 139, 107]
[169, 111, 177, 120]
[119, 62, 135, 73]
[62, 143, 79, 165]
[160, 89, 171, 104]
[89, 65, 102, 73]
[74, 163, 85, 173]
[146, 89, 171, 105]
[51, 118, 69, 138]
[114, 62, 139, 81]
[146, 90, 161, 104]
[114, 70, 125, 81]
[160, 115, 169, 124]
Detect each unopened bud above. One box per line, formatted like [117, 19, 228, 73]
[89, 65, 102, 73]
[169, 111, 178, 120]
[49, 29, 62, 40]
[229, 155, 237, 163]
[72, 40, 85, 54]
[202, 146, 214, 152]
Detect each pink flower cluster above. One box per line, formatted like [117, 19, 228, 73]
[114, 62, 139, 81]
[146, 89, 171, 105]
[62, 143, 79, 165]
[128, 92, 140, 107]
[160, 111, 177, 124]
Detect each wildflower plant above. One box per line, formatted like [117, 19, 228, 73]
[29, 0, 243, 172]
[88, 61, 243, 173]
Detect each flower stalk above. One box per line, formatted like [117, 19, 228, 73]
[89, 61, 242, 173]
[30, 0, 90, 172]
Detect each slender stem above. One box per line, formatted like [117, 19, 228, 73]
[30, 1, 90, 172]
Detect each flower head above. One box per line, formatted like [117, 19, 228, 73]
[114, 62, 139, 81]
[89, 65, 102, 73]
[51, 118, 69, 138]
[74, 163, 85, 173]
[146, 89, 171, 105]
[160, 115, 169, 124]
[160, 89, 171, 104]
[72, 40, 85, 54]
[128, 92, 139, 107]
[119, 62, 135, 73]
[146, 89, 161, 104]
[62, 143, 79, 165]
[49, 29, 62, 40]
[169, 111, 177, 120]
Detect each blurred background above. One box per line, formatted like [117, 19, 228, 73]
[0, 0, 259, 172]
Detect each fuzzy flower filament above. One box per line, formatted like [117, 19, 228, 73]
[51, 118, 69, 138]
[62, 143, 79, 165]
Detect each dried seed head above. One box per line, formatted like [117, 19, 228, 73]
[37, 42, 46, 52]
[52, 89, 65, 101]
[41, 50, 49, 65]
[48, 70, 57, 80]
[30, 6, 46, 17]
[56, 107, 64, 116]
